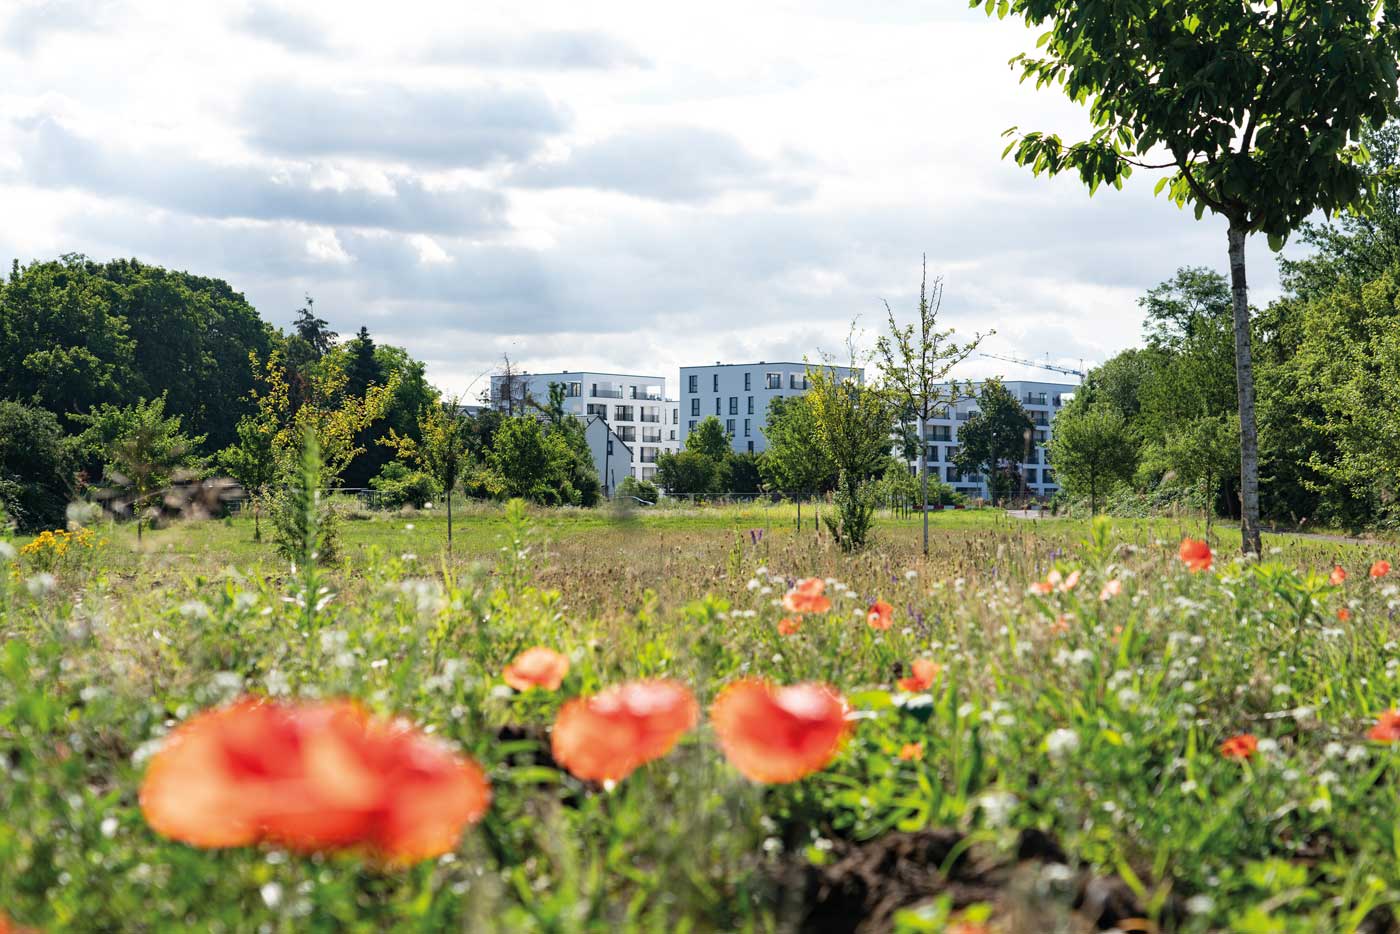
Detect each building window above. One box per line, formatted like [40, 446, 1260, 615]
[587, 403, 608, 419]
[566, 381, 582, 397]
[744, 419, 751, 437]
[592, 382, 623, 399]
[729, 396, 738, 415]
[688, 374, 698, 393]
[926, 444, 939, 462]
[690, 398, 700, 416]
[789, 373, 807, 390]
[615, 405, 634, 422]
[668, 429, 676, 440]
[930, 425, 951, 441]
[712, 374, 719, 392]
[640, 447, 658, 463]
[725, 419, 735, 436]
[642, 427, 661, 443]
[765, 372, 781, 390]
[715, 398, 721, 416]
[744, 372, 752, 391]
[607, 441, 613, 455]
[671, 407, 678, 423]
[747, 440, 754, 453]
[616, 426, 636, 442]
[747, 396, 754, 414]
[1026, 468, 1039, 484]
[688, 420, 696, 432]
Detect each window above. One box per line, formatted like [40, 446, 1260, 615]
[642, 427, 661, 443]
[789, 373, 807, 390]
[929, 425, 951, 441]
[712, 374, 719, 392]
[1044, 469, 1056, 485]
[747, 440, 754, 453]
[615, 405, 634, 421]
[640, 407, 661, 423]
[1025, 468, 1039, 484]
[715, 398, 721, 416]
[729, 396, 738, 415]
[725, 419, 736, 436]
[607, 440, 614, 455]
[744, 372, 751, 391]
[616, 426, 636, 442]
[566, 381, 582, 397]
[587, 403, 608, 418]
[688, 374, 698, 393]
[592, 382, 623, 399]
[688, 420, 696, 432]
[690, 398, 700, 416]
[744, 419, 751, 437]
[747, 396, 754, 414]
[947, 465, 961, 483]
[641, 466, 657, 481]
[1035, 429, 1048, 443]
[640, 447, 658, 463]
[668, 429, 676, 440]
[671, 407, 678, 423]
[766, 372, 781, 389]
[926, 444, 939, 462]
[629, 385, 638, 399]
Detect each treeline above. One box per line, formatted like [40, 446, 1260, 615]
[1050, 126, 1400, 530]
[0, 255, 598, 535]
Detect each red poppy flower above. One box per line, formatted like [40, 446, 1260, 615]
[1372, 560, 1392, 579]
[0, 913, 38, 934]
[1028, 580, 1054, 596]
[503, 646, 570, 692]
[777, 617, 801, 636]
[1219, 733, 1258, 760]
[896, 658, 941, 692]
[898, 742, 923, 761]
[1337, 607, 1352, 622]
[1178, 538, 1212, 572]
[1369, 710, 1400, 742]
[551, 679, 699, 782]
[866, 600, 894, 630]
[711, 679, 849, 783]
[1329, 565, 1347, 586]
[139, 697, 490, 862]
[783, 578, 831, 614]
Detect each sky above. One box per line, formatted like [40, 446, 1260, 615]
[0, 0, 1288, 399]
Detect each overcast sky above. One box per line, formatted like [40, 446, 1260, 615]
[0, 0, 1286, 398]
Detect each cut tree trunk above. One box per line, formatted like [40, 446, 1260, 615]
[1227, 224, 1263, 556]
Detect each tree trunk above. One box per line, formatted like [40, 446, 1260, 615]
[1227, 225, 1263, 556]
[447, 489, 453, 553]
[253, 500, 262, 542]
[920, 421, 929, 555]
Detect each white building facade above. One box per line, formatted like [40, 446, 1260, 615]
[678, 361, 864, 454]
[908, 379, 1075, 501]
[489, 371, 681, 488]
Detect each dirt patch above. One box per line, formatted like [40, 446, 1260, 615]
[787, 828, 1174, 934]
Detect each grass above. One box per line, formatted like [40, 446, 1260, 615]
[3, 504, 1400, 932]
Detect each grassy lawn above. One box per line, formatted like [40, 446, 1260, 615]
[3, 505, 1400, 931]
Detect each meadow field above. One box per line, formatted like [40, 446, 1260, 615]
[3, 504, 1400, 933]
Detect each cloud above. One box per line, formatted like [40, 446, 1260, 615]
[1, 0, 107, 54]
[427, 29, 650, 70]
[234, 2, 328, 53]
[239, 81, 570, 167]
[16, 119, 508, 235]
[513, 126, 813, 204]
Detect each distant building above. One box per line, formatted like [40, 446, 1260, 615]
[488, 370, 680, 488]
[906, 379, 1075, 500]
[678, 361, 864, 454]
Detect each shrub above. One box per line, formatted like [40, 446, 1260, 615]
[823, 472, 876, 551]
[369, 461, 440, 510]
[617, 476, 660, 503]
[0, 401, 74, 533]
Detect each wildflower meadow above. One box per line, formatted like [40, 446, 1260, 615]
[3, 504, 1400, 932]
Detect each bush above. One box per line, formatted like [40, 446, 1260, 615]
[369, 461, 441, 510]
[617, 476, 660, 503]
[823, 472, 876, 551]
[0, 401, 74, 533]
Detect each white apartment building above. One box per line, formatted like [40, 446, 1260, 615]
[907, 379, 1075, 501]
[489, 370, 681, 487]
[678, 361, 864, 454]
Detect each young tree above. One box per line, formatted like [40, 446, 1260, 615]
[983, 0, 1400, 554]
[1047, 402, 1138, 515]
[94, 395, 206, 541]
[686, 416, 732, 461]
[875, 260, 987, 554]
[383, 396, 473, 550]
[760, 395, 836, 529]
[805, 357, 894, 550]
[953, 380, 1033, 506]
[1159, 414, 1241, 529]
[218, 410, 278, 541]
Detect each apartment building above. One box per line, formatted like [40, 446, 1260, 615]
[678, 361, 864, 454]
[907, 379, 1075, 501]
[488, 371, 681, 486]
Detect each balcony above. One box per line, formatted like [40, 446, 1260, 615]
[591, 386, 623, 399]
[642, 429, 662, 443]
[1023, 392, 1048, 405]
[640, 413, 661, 423]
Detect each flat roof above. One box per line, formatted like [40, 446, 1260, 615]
[679, 361, 862, 370]
[505, 370, 666, 381]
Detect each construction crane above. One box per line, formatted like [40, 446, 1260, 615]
[977, 352, 1086, 383]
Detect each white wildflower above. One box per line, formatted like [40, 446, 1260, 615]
[1046, 728, 1081, 762]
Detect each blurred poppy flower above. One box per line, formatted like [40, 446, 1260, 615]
[1099, 579, 1122, 602]
[866, 600, 894, 630]
[1178, 538, 1212, 573]
[1337, 607, 1352, 622]
[1369, 710, 1400, 742]
[783, 578, 831, 614]
[1371, 560, 1391, 579]
[1219, 733, 1258, 759]
[897, 658, 941, 692]
[711, 679, 849, 783]
[551, 680, 699, 782]
[777, 617, 800, 636]
[1028, 580, 1054, 596]
[898, 742, 923, 761]
[503, 646, 570, 692]
[0, 913, 39, 934]
[140, 697, 490, 862]
[1329, 565, 1347, 586]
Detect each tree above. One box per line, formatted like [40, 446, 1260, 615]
[760, 395, 837, 528]
[343, 326, 383, 400]
[1047, 402, 1138, 515]
[1139, 267, 1233, 348]
[218, 411, 278, 541]
[805, 356, 894, 549]
[1157, 414, 1241, 529]
[0, 401, 74, 533]
[875, 260, 987, 554]
[654, 450, 721, 498]
[486, 417, 551, 500]
[383, 397, 473, 550]
[292, 295, 337, 358]
[984, 0, 1400, 554]
[953, 380, 1033, 506]
[686, 416, 732, 461]
[92, 395, 206, 541]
